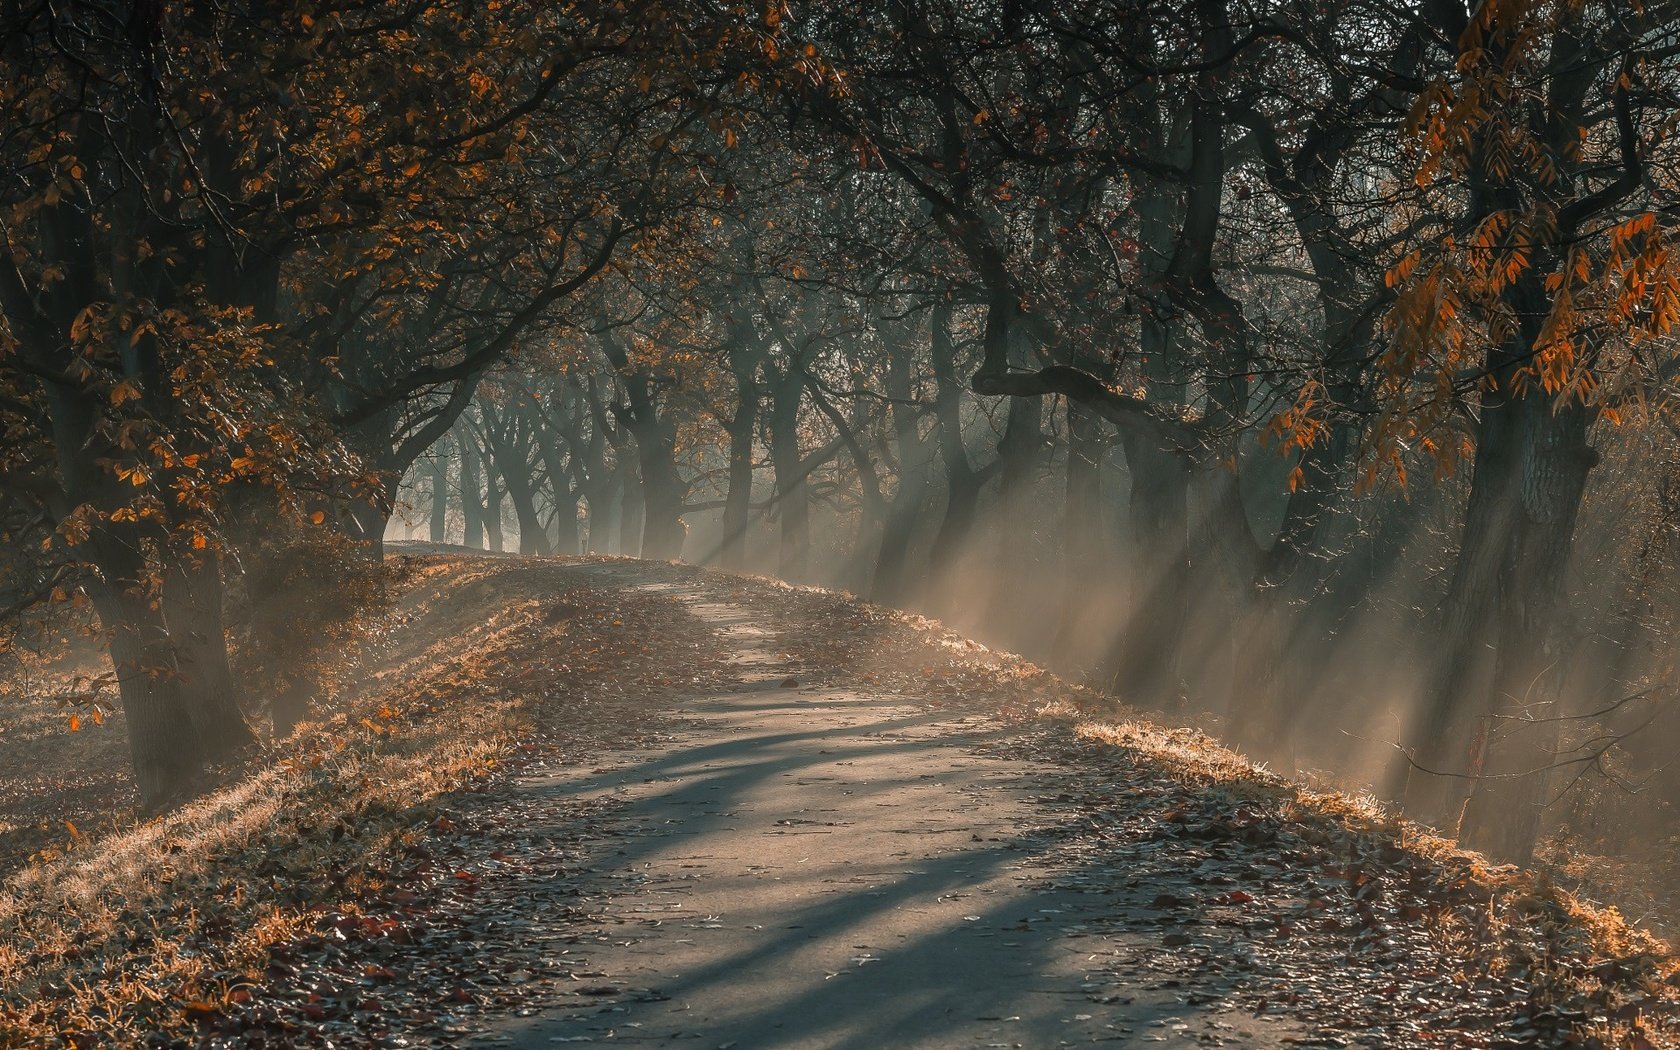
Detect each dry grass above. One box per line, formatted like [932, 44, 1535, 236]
[0, 642, 133, 879]
[7, 555, 1680, 1047]
[0, 554, 659, 1047]
[713, 567, 1680, 1049]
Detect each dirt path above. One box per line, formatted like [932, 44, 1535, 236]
[470, 564, 1303, 1049]
[5, 555, 1660, 1048]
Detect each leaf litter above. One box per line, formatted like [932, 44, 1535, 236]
[4, 554, 1678, 1049]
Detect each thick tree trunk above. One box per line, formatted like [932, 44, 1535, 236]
[720, 420, 755, 571]
[575, 458, 616, 556]
[483, 403, 553, 557]
[504, 473, 551, 555]
[491, 440, 550, 556]
[637, 432, 686, 561]
[161, 552, 252, 761]
[588, 472, 622, 554]
[1225, 423, 1359, 760]
[90, 580, 205, 809]
[345, 494, 391, 561]
[1459, 402, 1595, 858]
[553, 488, 581, 555]
[1404, 279, 1598, 861]
[1397, 12, 1601, 863]
[594, 333, 683, 560]
[574, 377, 625, 555]
[530, 427, 581, 557]
[987, 381, 1044, 618]
[871, 486, 923, 605]
[1403, 406, 1533, 834]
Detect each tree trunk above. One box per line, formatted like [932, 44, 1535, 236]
[1404, 280, 1598, 861]
[344, 494, 391, 562]
[161, 552, 252, 761]
[1104, 428, 1192, 707]
[491, 440, 550, 556]
[926, 303, 983, 582]
[594, 333, 683, 559]
[483, 458, 505, 553]
[987, 380, 1044, 618]
[90, 580, 205, 809]
[1460, 401, 1596, 858]
[636, 428, 686, 561]
[619, 459, 644, 557]
[1053, 399, 1106, 663]
[871, 340, 932, 604]
[461, 435, 486, 550]
[589, 471, 622, 555]
[768, 370, 810, 580]
[503, 471, 551, 555]
[553, 487, 581, 555]
[429, 448, 449, 543]
[720, 366, 758, 572]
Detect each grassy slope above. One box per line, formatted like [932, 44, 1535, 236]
[0, 554, 718, 1045]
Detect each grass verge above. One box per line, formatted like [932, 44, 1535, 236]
[0, 554, 714, 1047]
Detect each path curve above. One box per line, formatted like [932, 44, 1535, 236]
[472, 564, 1301, 1049]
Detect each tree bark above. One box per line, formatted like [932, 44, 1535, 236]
[575, 376, 624, 555]
[429, 446, 449, 543]
[1404, 286, 1598, 861]
[768, 368, 810, 580]
[590, 472, 622, 555]
[482, 454, 505, 553]
[161, 552, 252, 761]
[927, 303, 985, 580]
[533, 427, 583, 557]
[619, 457, 645, 557]
[461, 432, 486, 550]
[871, 333, 933, 604]
[1053, 399, 1106, 663]
[720, 403, 756, 572]
[89, 573, 206, 809]
[1104, 425, 1192, 706]
[501, 467, 551, 555]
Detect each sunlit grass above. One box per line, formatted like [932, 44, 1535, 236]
[0, 556, 537, 1044]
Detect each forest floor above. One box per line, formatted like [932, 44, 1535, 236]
[3, 552, 1680, 1048]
